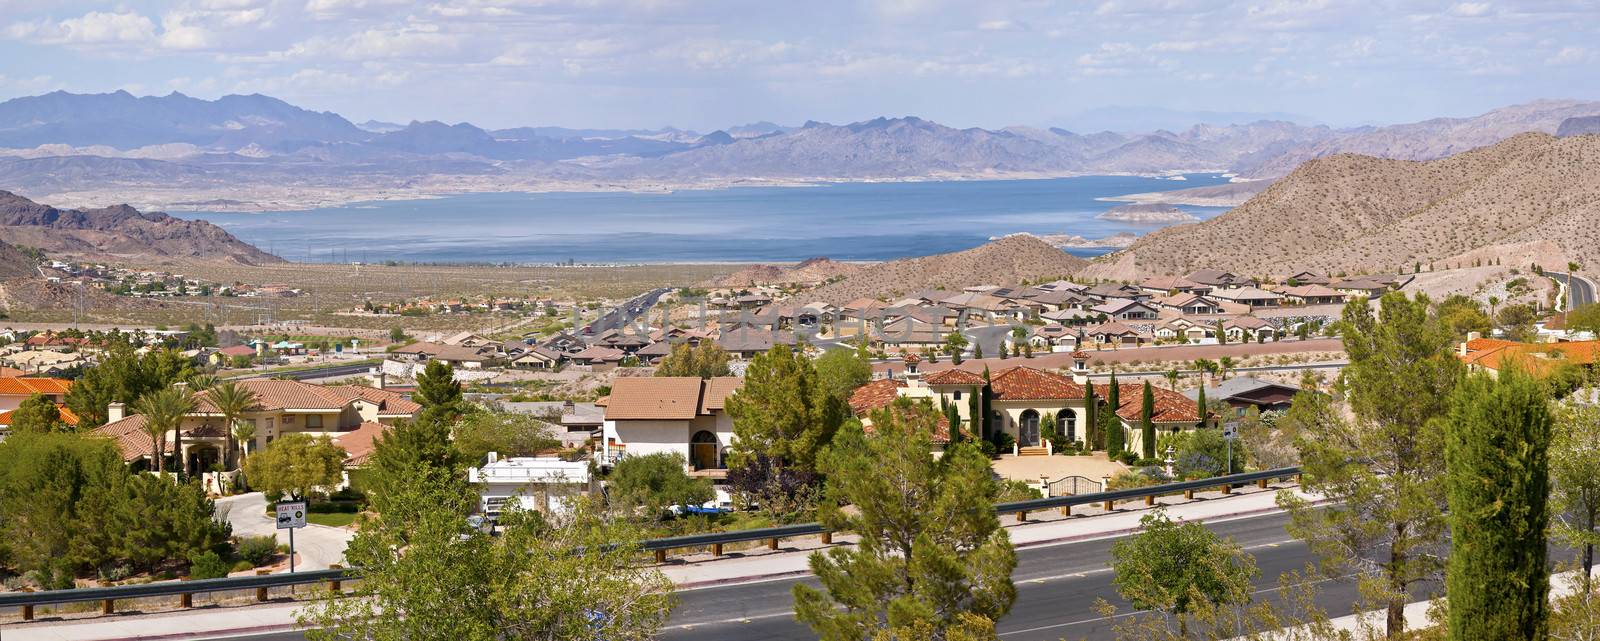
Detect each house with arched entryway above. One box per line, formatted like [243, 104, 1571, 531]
[598, 376, 743, 475]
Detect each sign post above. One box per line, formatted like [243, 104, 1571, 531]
[1222, 423, 1238, 476]
[275, 500, 307, 573]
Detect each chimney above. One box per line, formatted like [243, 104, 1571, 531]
[1460, 331, 1481, 356]
[108, 402, 125, 423]
[486, 451, 499, 465]
[563, 399, 575, 415]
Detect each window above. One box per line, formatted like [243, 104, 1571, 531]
[306, 414, 324, 430]
[953, 390, 962, 400]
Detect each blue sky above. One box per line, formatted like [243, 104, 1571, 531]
[2, 0, 1597, 131]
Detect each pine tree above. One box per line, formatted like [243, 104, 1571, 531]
[1445, 367, 1552, 641]
[1140, 381, 1156, 460]
[9, 393, 66, 434]
[1104, 373, 1124, 454]
[415, 360, 465, 424]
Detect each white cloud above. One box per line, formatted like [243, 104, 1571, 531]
[7, 11, 156, 45]
[977, 19, 1019, 31]
[1447, 2, 1492, 17]
[159, 13, 214, 50]
[1545, 45, 1592, 65]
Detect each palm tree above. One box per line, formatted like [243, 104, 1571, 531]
[1217, 356, 1236, 381]
[134, 387, 197, 475]
[187, 374, 219, 391]
[232, 420, 257, 460]
[207, 381, 259, 471]
[1163, 368, 1180, 391]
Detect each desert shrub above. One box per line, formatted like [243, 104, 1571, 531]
[188, 550, 230, 579]
[235, 535, 279, 567]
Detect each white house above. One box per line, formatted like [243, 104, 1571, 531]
[469, 452, 594, 517]
[599, 376, 742, 474]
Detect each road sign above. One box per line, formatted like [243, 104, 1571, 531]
[1222, 423, 1238, 440]
[276, 501, 307, 529]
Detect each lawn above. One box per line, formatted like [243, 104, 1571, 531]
[307, 511, 359, 528]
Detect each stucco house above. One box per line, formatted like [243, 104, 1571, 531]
[599, 376, 743, 476]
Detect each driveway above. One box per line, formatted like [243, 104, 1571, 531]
[214, 492, 354, 571]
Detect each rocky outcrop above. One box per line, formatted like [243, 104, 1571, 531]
[808, 234, 1089, 304]
[1095, 204, 1199, 223]
[0, 191, 281, 265]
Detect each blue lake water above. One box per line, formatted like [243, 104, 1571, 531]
[180, 174, 1231, 264]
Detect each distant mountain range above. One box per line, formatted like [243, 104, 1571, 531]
[1086, 132, 1600, 280]
[0, 91, 1598, 212]
[0, 190, 280, 265]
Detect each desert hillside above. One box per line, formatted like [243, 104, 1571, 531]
[0, 240, 33, 279]
[711, 257, 864, 288]
[808, 234, 1089, 304]
[1086, 132, 1600, 281]
[0, 191, 281, 265]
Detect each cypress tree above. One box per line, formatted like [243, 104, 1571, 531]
[1140, 381, 1156, 460]
[1104, 372, 1124, 454]
[1196, 386, 1209, 429]
[1445, 367, 1552, 641]
[1084, 383, 1100, 450]
[945, 402, 963, 443]
[967, 386, 982, 440]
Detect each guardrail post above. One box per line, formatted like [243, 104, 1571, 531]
[767, 537, 779, 550]
[654, 549, 667, 563]
[1017, 510, 1028, 522]
[328, 564, 343, 592]
[1295, 473, 1303, 484]
[711, 542, 724, 557]
[21, 588, 33, 621]
[1103, 499, 1114, 511]
[1144, 494, 1155, 506]
[179, 576, 193, 609]
[1059, 505, 1071, 516]
[1257, 479, 1268, 489]
[1220, 483, 1232, 495]
[821, 531, 833, 545]
[102, 598, 114, 615]
[1184, 489, 1194, 500]
[256, 569, 271, 602]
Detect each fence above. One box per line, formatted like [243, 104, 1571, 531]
[0, 467, 1299, 619]
[1045, 474, 1102, 497]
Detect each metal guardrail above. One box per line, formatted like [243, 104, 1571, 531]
[0, 467, 1300, 616]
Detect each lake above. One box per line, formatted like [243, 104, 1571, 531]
[180, 174, 1231, 264]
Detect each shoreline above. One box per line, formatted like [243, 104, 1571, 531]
[37, 169, 1232, 215]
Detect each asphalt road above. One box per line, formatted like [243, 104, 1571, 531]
[184, 511, 1437, 641]
[1551, 271, 1597, 310]
[584, 287, 670, 336]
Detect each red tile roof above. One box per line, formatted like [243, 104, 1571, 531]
[91, 414, 154, 462]
[333, 422, 389, 466]
[0, 403, 79, 427]
[924, 369, 985, 386]
[1095, 383, 1201, 423]
[989, 366, 1086, 401]
[604, 377, 704, 420]
[848, 378, 906, 415]
[0, 378, 73, 396]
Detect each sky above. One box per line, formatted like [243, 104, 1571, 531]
[1, 0, 1598, 131]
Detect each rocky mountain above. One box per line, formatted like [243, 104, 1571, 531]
[0, 191, 281, 265]
[808, 234, 1090, 304]
[1235, 99, 1600, 178]
[0, 90, 366, 151]
[1558, 116, 1600, 137]
[0, 239, 34, 279]
[1096, 203, 1198, 223]
[1085, 133, 1600, 281]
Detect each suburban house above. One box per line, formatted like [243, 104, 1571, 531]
[1210, 287, 1284, 308]
[469, 452, 596, 517]
[1140, 276, 1212, 296]
[1286, 271, 1331, 285]
[876, 317, 951, 349]
[389, 341, 499, 368]
[1026, 324, 1080, 351]
[1185, 269, 1256, 290]
[1091, 299, 1160, 321]
[1278, 284, 1347, 305]
[569, 345, 627, 368]
[1223, 316, 1277, 341]
[1085, 321, 1150, 346]
[1156, 292, 1222, 315]
[1085, 283, 1148, 301]
[599, 376, 743, 478]
[1155, 317, 1214, 343]
[1330, 278, 1392, 299]
[1459, 336, 1600, 379]
[511, 345, 565, 369]
[1187, 376, 1303, 418]
[91, 380, 420, 473]
[1042, 308, 1099, 326]
[0, 377, 76, 430]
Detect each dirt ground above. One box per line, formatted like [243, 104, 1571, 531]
[991, 452, 1129, 486]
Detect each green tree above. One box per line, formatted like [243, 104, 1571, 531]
[415, 360, 466, 424]
[1217, 356, 1236, 381]
[1108, 509, 1258, 637]
[1444, 367, 1552, 641]
[243, 432, 348, 500]
[1553, 398, 1600, 586]
[365, 416, 462, 520]
[655, 342, 731, 379]
[1498, 303, 1541, 342]
[1436, 294, 1492, 339]
[1280, 292, 1463, 640]
[944, 332, 968, 363]
[1084, 381, 1101, 450]
[724, 345, 848, 476]
[452, 411, 562, 465]
[793, 400, 1016, 640]
[1567, 303, 1600, 337]
[64, 344, 195, 427]
[0, 432, 125, 583]
[1163, 368, 1180, 391]
[388, 326, 406, 343]
[9, 393, 67, 433]
[607, 452, 714, 517]
[133, 386, 196, 475]
[206, 381, 259, 471]
[301, 469, 672, 641]
[1196, 384, 1210, 429]
[1104, 374, 1125, 454]
[814, 347, 873, 402]
[1140, 381, 1156, 460]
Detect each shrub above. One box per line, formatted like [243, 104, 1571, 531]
[235, 535, 279, 567]
[996, 479, 1042, 502]
[188, 550, 230, 579]
[977, 439, 998, 458]
[989, 431, 1016, 454]
[230, 560, 255, 573]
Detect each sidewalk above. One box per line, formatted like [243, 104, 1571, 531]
[4, 485, 1312, 641]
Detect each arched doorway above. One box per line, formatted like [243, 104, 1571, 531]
[1018, 410, 1040, 447]
[188, 444, 221, 474]
[689, 431, 719, 470]
[1056, 409, 1077, 443]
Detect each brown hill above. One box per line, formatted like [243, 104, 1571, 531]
[0, 191, 280, 265]
[0, 239, 34, 279]
[712, 257, 864, 287]
[809, 235, 1090, 304]
[1086, 132, 1600, 281]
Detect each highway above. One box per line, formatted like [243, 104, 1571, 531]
[1551, 271, 1597, 310]
[583, 287, 671, 337]
[184, 511, 1450, 641]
